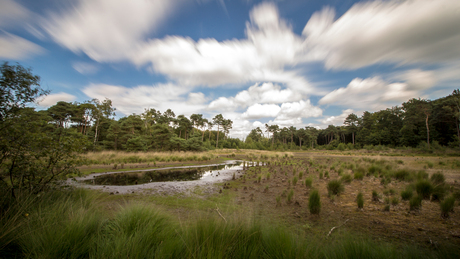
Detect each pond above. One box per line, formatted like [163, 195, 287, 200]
[81, 162, 243, 186]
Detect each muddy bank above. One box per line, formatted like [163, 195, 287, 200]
[67, 160, 246, 195]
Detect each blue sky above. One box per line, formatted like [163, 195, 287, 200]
[1, 0, 460, 139]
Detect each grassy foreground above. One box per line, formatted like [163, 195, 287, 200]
[1, 189, 459, 259]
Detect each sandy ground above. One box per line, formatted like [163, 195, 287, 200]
[67, 160, 245, 195]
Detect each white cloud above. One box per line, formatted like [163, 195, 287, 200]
[187, 92, 207, 105]
[82, 83, 204, 116]
[319, 109, 354, 127]
[72, 62, 99, 75]
[303, 0, 460, 69]
[319, 77, 421, 110]
[131, 2, 313, 92]
[208, 82, 303, 111]
[37, 92, 76, 107]
[42, 0, 179, 62]
[242, 103, 281, 119]
[0, 33, 44, 59]
[0, 0, 29, 27]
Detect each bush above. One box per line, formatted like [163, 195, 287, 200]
[327, 180, 344, 196]
[393, 169, 413, 181]
[341, 174, 352, 184]
[305, 177, 312, 188]
[415, 180, 433, 199]
[410, 195, 422, 211]
[430, 172, 445, 185]
[440, 195, 456, 218]
[431, 184, 447, 201]
[354, 171, 364, 180]
[357, 192, 364, 209]
[308, 189, 321, 214]
[401, 188, 413, 201]
[372, 190, 379, 202]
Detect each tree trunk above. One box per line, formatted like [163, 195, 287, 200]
[352, 132, 355, 145]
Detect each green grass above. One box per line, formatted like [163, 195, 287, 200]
[327, 180, 344, 196]
[2, 187, 460, 259]
[357, 192, 364, 209]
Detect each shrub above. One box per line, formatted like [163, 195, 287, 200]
[308, 189, 321, 214]
[440, 195, 456, 218]
[341, 174, 352, 184]
[431, 184, 447, 201]
[357, 192, 364, 209]
[354, 171, 364, 180]
[305, 178, 312, 188]
[327, 180, 344, 196]
[410, 195, 422, 211]
[372, 190, 380, 202]
[393, 169, 412, 181]
[292, 177, 298, 186]
[287, 189, 294, 203]
[415, 180, 433, 199]
[401, 188, 413, 201]
[430, 172, 445, 185]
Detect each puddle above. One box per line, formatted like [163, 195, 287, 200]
[81, 162, 243, 186]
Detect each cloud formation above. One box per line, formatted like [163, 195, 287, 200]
[37, 92, 76, 107]
[43, 0, 179, 61]
[0, 33, 43, 59]
[303, 0, 460, 69]
[319, 77, 422, 110]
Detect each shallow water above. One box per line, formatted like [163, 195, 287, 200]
[81, 162, 242, 186]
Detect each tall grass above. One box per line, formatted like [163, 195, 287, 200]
[2, 188, 460, 258]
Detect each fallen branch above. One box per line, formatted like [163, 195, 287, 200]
[215, 204, 227, 223]
[326, 219, 349, 238]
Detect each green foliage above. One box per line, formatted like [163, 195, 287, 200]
[327, 180, 344, 196]
[415, 180, 433, 199]
[391, 197, 399, 206]
[341, 174, 352, 183]
[292, 176, 298, 186]
[440, 195, 456, 218]
[401, 188, 413, 201]
[287, 189, 294, 203]
[357, 192, 364, 209]
[354, 171, 364, 180]
[430, 172, 445, 185]
[409, 195, 423, 211]
[372, 190, 380, 202]
[305, 177, 312, 188]
[308, 189, 321, 214]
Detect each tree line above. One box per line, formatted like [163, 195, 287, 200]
[245, 91, 460, 151]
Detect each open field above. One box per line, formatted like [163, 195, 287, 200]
[3, 149, 460, 258]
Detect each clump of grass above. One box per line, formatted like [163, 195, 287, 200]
[298, 171, 303, 179]
[440, 195, 456, 218]
[383, 204, 390, 211]
[354, 171, 364, 180]
[393, 169, 413, 181]
[391, 197, 399, 206]
[409, 195, 422, 211]
[431, 184, 447, 201]
[415, 179, 433, 199]
[426, 161, 434, 169]
[287, 189, 294, 203]
[416, 170, 428, 180]
[337, 168, 344, 176]
[357, 192, 364, 209]
[372, 190, 380, 202]
[401, 187, 413, 201]
[292, 176, 298, 186]
[430, 172, 445, 185]
[384, 197, 390, 205]
[305, 177, 312, 188]
[324, 171, 329, 178]
[257, 175, 262, 183]
[341, 174, 352, 184]
[389, 189, 396, 195]
[327, 180, 344, 196]
[319, 172, 323, 179]
[276, 195, 281, 206]
[266, 173, 271, 180]
[308, 189, 321, 215]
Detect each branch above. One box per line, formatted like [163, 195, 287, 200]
[326, 219, 349, 238]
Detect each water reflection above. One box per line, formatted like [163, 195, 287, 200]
[82, 162, 242, 186]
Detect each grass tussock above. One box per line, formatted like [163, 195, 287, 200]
[2, 188, 460, 258]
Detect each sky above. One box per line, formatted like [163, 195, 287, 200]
[1, 0, 460, 139]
